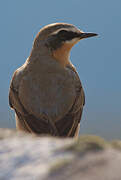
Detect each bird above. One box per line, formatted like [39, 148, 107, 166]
[9, 23, 97, 137]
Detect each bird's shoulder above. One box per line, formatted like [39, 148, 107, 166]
[66, 63, 85, 108]
[10, 63, 27, 92]
[66, 63, 84, 93]
[9, 62, 27, 110]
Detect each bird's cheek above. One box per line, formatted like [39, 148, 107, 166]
[64, 39, 79, 49]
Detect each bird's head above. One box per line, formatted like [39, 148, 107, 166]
[33, 23, 98, 66]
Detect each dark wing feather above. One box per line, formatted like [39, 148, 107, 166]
[55, 66, 85, 137]
[9, 83, 59, 136]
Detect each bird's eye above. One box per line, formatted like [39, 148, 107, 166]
[58, 30, 68, 36]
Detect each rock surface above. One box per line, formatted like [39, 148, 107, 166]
[0, 128, 121, 180]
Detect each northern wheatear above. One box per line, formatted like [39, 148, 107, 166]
[9, 23, 97, 137]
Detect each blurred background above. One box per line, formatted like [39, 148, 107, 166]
[0, 0, 121, 140]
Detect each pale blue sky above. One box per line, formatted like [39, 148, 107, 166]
[0, 0, 121, 139]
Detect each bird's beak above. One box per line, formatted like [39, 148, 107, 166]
[79, 32, 98, 39]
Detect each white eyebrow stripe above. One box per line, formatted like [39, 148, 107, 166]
[52, 28, 69, 35]
[52, 27, 81, 35]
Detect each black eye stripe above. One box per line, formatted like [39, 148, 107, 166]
[47, 30, 80, 50]
[57, 30, 79, 41]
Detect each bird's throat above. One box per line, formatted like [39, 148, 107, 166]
[52, 43, 73, 67]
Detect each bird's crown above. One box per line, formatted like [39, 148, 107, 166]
[35, 23, 80, 40]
